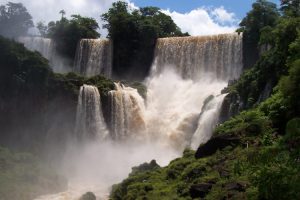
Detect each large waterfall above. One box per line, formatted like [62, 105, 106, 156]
[36, 33, 243, 200]
[74, 39, 112, 77]
[152, 33, 243, 81]
[75, 85, 108, 140]
[101, 33, 243, 149]
[145, 33, 243, 148]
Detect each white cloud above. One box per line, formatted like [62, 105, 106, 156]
[0, 0, 136, 36]
[211, 6, 236, 24]
[162, 7, 238, 36]
[0, 0, 238, 36]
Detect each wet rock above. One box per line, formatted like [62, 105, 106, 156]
[219, 93, 241, 123]
[189, 183, 213, 198]
[195, 135, 240, 159]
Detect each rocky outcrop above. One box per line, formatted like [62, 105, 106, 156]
[80, 192, 96, 200]
[219, 92, 242, 124]
[195, 134, 240, 159]
[189, 183, 213, 198]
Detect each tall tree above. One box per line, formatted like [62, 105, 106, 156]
[59, 9, 66, 19]
[237, 0, 279, 69]
[47, 14, 100, 60]
[102, 1, 187, 80]
[0, 2, 33, 38]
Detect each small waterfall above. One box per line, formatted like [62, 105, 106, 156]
[108, 82, 146, 140]
[18, 36, 53, 60]
[17, 36, 72, 73]
[75, 85, 108, 140]
[74, 39, 112, 77]
[190, 94, 226, 149]
[152, 33, 243, 81]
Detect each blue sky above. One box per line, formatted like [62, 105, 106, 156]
[3, 0, 281, 36]
[131, 0, 280, 19]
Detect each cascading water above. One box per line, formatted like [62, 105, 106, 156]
[35, 33, 243, 200]
[75, 84, 108, 140]
[17, 37, 72, 73]
[108, 82, 146, 140]
[152, 33, 243, 81]
[74, 39, 112, 77]
[18, 36, 53, 60]
[146, 33, 243, 149]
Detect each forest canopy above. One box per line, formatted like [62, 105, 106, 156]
[0, 2, 33, 38]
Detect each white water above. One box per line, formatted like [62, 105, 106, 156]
[74, 39, 112, 77]
[108, 83, 146, 140]
[18, 37, 53, 60]
[17, 37, 72, 73]
[75, 85, 108, 140]
[35, 33, 243, 200]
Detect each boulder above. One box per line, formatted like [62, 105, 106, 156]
[224, 182, 246, 192]
[189, 183, 213, 198]
[79, 192, 96, 200]
[195, 135, 240, 159]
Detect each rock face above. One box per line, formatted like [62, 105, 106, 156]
[189, 183, 213, 198]
[218, 92, 242, 124]
[80, 192, 96, 200]
[224, 182, 246, 192]
[195, 135, 240, 159]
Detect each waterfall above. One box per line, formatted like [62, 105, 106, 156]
[190, 94, 227, 149]
[74, 39, 112, 77]
[108, 82, 146, 140]
[145, 33, 243, 149]
[17, 37, 72, 73]
[152, 33, 243, 81]
[75, 84, 108, 140]
[18, 37, 53, 60]
[35, 33, 244, 200]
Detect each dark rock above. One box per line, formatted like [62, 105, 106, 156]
[219, 93, 241, 124]
[195, 135, 240, 159]
[189, 183, 213, 198]
[219, 169, 230, 178]
[80, 192, 96, 200]
[224, 182, 246, 192]
[130, 160, 160, 175]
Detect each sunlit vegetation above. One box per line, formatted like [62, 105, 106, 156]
[102, 1, 189, 79]
[110, 1, 300, 199]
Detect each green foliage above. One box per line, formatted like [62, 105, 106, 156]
[280, 0, 300, 17]
[102, 1, 188, 79]
[238, 0, 279, 68]
[0, 36, 114, 153]
[215, 110, 273, 141]
[279, 59, 300, 116]
[0, 146, 66, 200]
[47, 14, 100, 60]
[36, 21, 48, 37]
[0, 2, 33, 38]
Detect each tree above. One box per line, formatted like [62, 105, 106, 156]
[46, 15, 100, 60]
[237, 0, 279, 69]
[0, 2, 33, 38]
[281, 0, 300, 16]
[59, 9, 66, 19]
[101, 1, 187, 80]
[36, 21, 48, 37]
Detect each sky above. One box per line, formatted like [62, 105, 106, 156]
[0, 0, 280, 36]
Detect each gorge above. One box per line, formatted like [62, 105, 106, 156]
[2, 1, 299, 199]
[27, 33, 244, 199]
